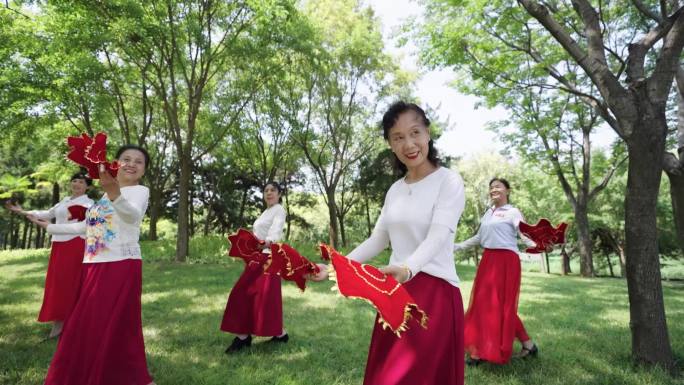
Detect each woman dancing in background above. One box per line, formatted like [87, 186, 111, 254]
[453, 177, 540, 365]
[220, 181, 289, 352]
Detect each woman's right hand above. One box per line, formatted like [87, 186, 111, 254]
[307, 264, 329, 282]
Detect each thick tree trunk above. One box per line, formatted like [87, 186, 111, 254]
[175, 157, 191, 262]
[575, 203, 595, 277]
[624, 118, 675, 371]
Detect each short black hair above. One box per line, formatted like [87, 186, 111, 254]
[70, 172, 93, 186]
[489, 177, 511, 190]
[381, 101, 440, 176]
[115, 144, 150, 169]
[264, 181, 284, 203]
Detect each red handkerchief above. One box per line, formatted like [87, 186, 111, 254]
[519, 219, 568, 253]
[67, 205, 88, 221]
[319, 244, 428, 337]
[66, 132, 119, 179]
[227, 228, 266, 264]
[266, 243, 320, 292]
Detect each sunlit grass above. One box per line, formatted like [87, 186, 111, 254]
[1, 243, 683, 385]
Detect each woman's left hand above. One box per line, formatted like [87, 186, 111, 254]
[99, 165, 121, 201]
[27, 215, 50, 229]
[380, 265, 410, 283]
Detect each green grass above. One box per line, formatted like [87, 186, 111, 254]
[1, 244, 683, 385]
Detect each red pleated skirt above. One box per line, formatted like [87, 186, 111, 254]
[38, 237, 86, 322]
[464, 248, 529, 364]
[363, 272, 464, 385]
[44, 259, 153, 385]
[220, 260, 283, 337]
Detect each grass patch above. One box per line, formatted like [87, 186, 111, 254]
[1, 245, 683, 385]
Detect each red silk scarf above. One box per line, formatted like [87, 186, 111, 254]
[319, 243, 428, 337]
[519, 219, 568, 253]
[266, 243, 319, 291]
[227, 229, 319, 291]
[66, 132, 119, 179]
[227, 228, 266, 265]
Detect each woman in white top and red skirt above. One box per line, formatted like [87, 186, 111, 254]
[30, 145, 154, 385]
[312, 101, 466, 385]
[221, 181, 289, 352]
[6, 173, 94, 338]
[454, 177, 539, 365]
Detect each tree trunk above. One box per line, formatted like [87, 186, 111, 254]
[364, 195, 372, 237]
[34, 226, 42, 248]
[325, 190, 340, 248]
[52, 182, 60, 206]
[147, 186, 163, 241]
[203, 206, 212, 236]
[10, 215, 18, 249]
[561, 244, 572, 275]
[27, 222, 33, 249]
[605, 251, 615, 277]
[21, 220, 30, 249]
[284, 187, 292, 240]
[665, 169, 684, 253]
[618, 242, 626, 278]
[575, 202, 595, 277]
[189, 185, 195, 238]
[624, 118, 674, 371]
[339, 213, 347, 247]
[175, 157, 191, 262]
[238, 187, 248, 227]
[544, 251, 550, 274]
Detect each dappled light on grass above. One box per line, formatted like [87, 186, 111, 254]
[1, 248, 682, 385]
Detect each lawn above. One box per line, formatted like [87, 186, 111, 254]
[1, 242, 683, 385]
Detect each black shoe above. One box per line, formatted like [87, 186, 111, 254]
[520, 343, 538, 358]
[466, 356, 483, 366]
[269, 334, 289, 343]
[225, 335, 252, 353]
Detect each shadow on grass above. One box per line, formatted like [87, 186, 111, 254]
[2, 250, 683, 385]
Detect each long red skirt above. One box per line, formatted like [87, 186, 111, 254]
[363, 273, 464, 385]
[44, 259, 153, 385]
[220, 261, 283, 336]
[38, 237, 85, 322]
[464, 248, 530, 364]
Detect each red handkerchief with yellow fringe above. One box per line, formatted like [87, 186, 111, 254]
[266, 243, 320, 292]
[227, 228, 266, 265]
[519, 219, 568, 253]
[319, 243, 428, 337]
[67, 205, 88, 221]
[66, 132, 120, 179]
